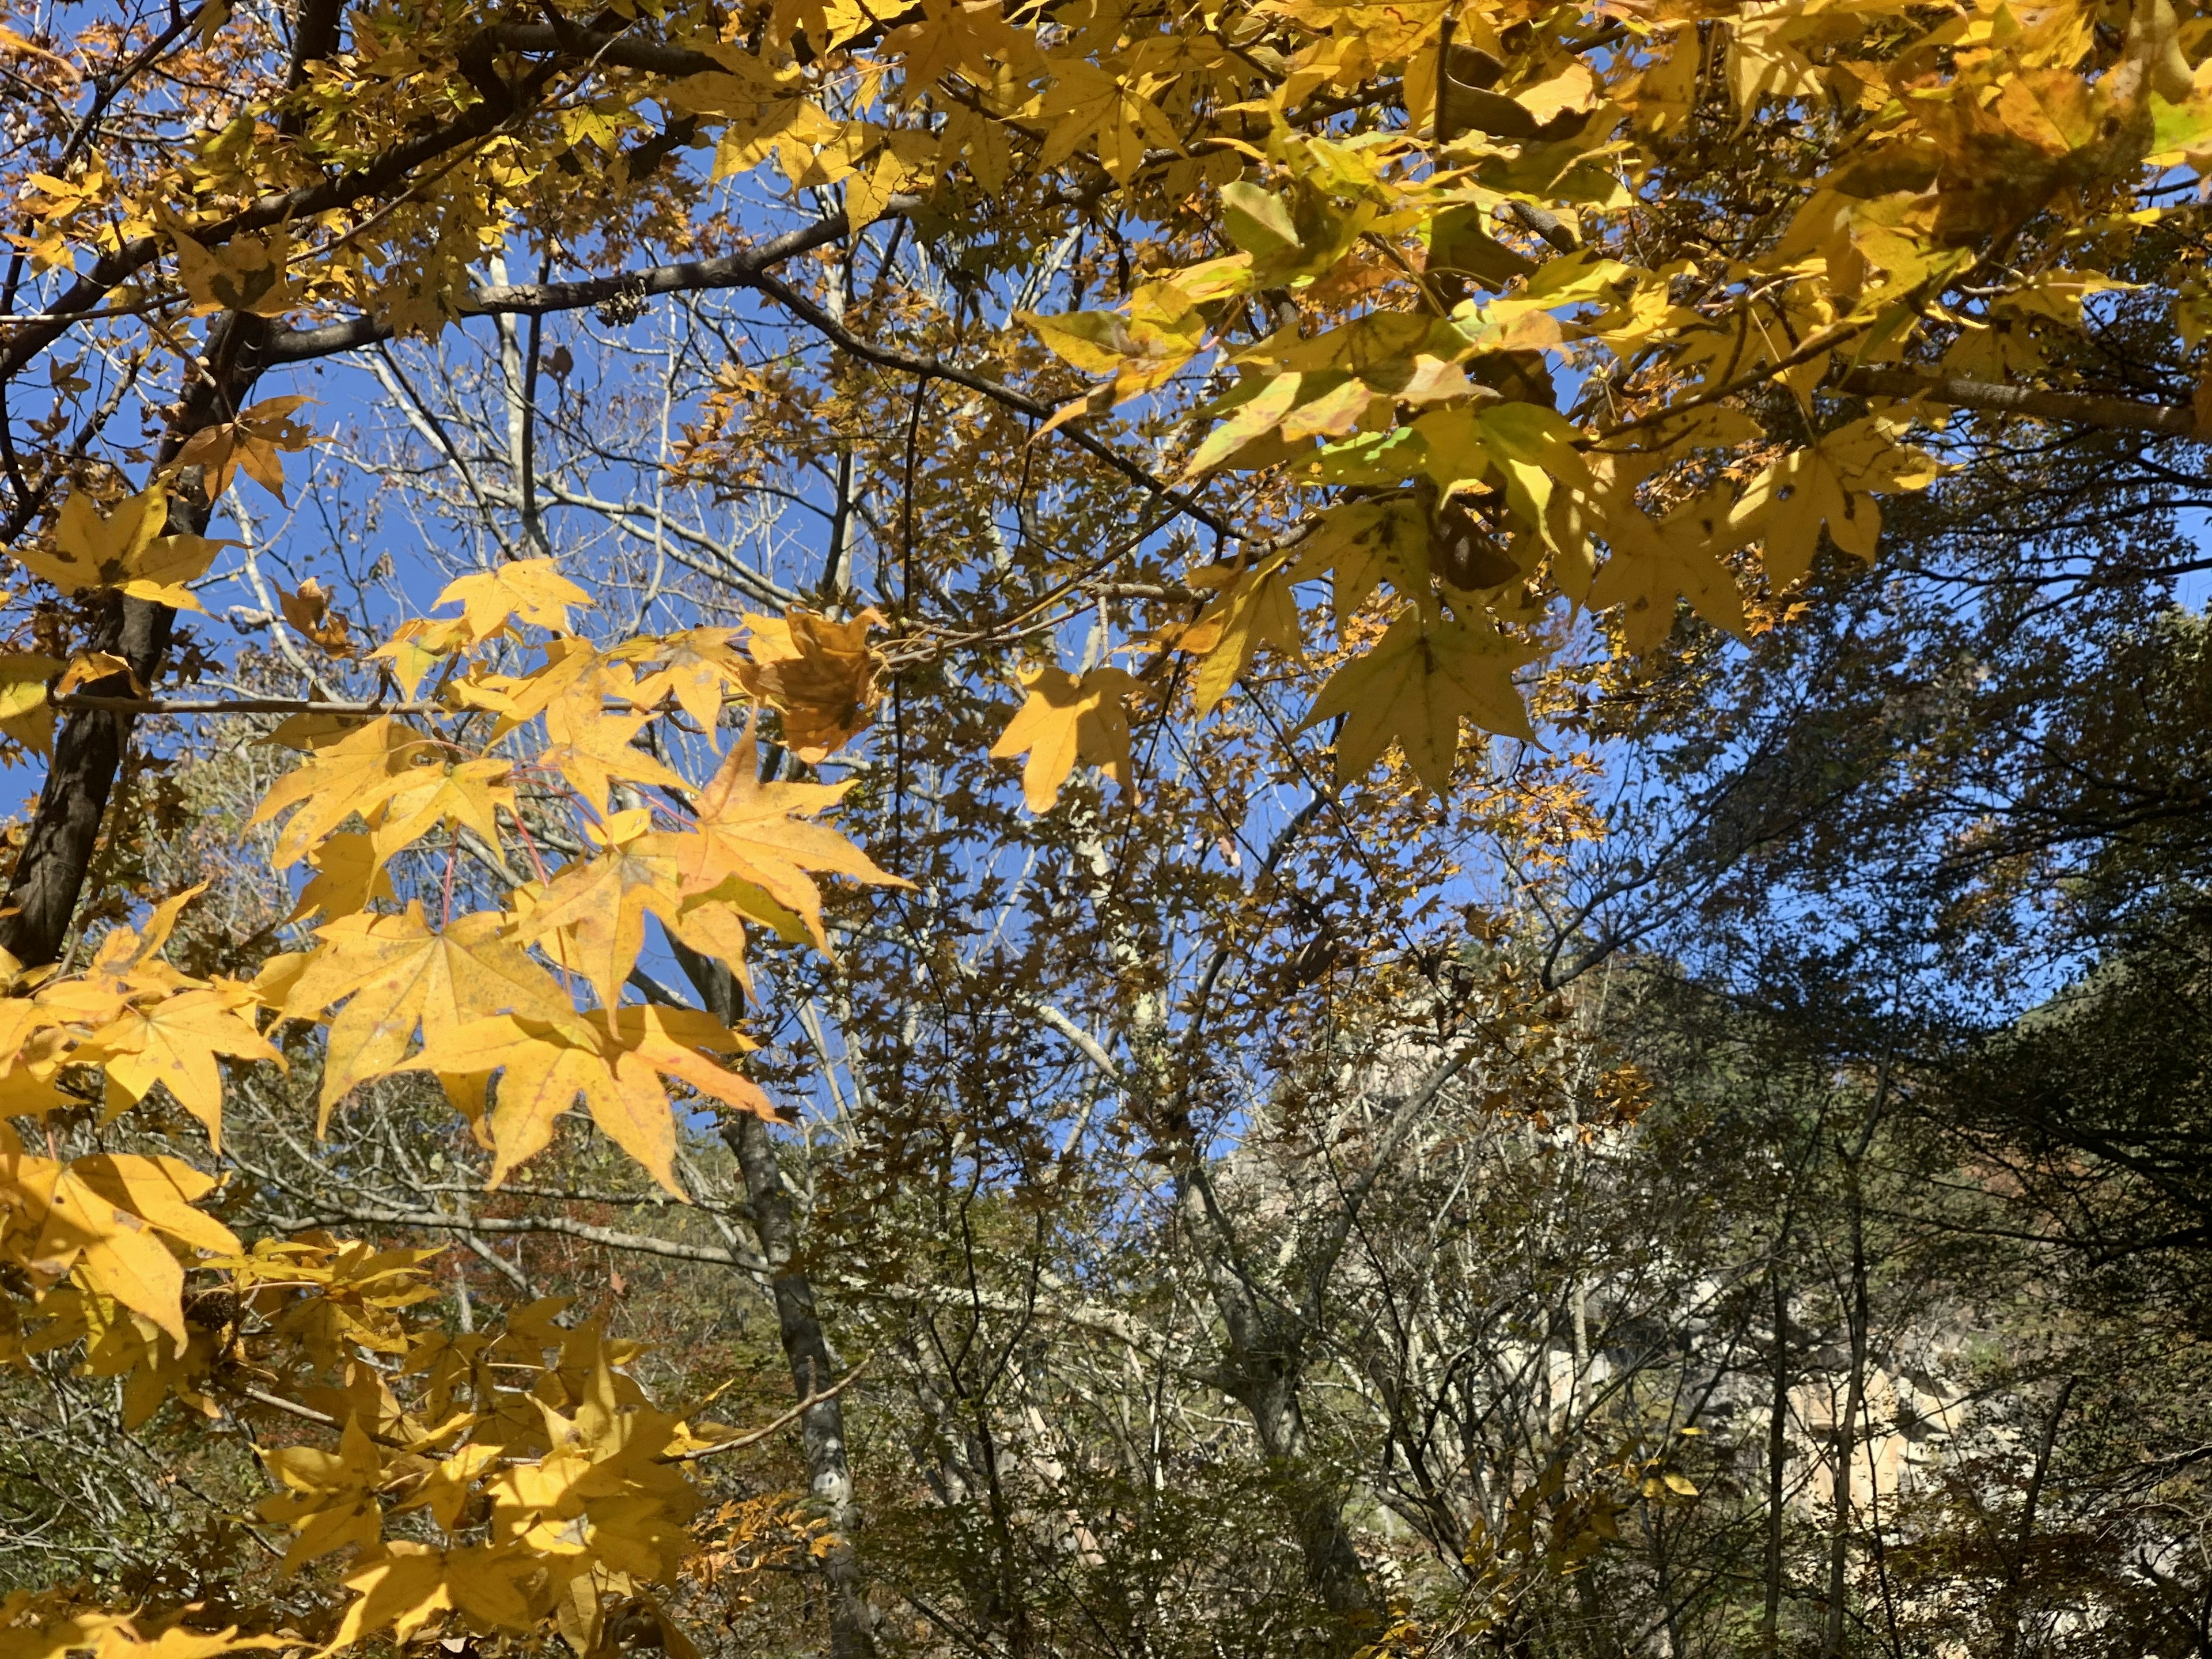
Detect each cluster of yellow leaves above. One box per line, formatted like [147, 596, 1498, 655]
[278, 1313, 710, 1659]
[13, 0, 2190, 812]
[0, 1593, 283, 1659]
[240, 561, 901, 1199]
[0, 557, 896, 1358]
[0, 889, 283, 1346]
[978, 0, 2212, 802]
[0, 1236, 744, 1659]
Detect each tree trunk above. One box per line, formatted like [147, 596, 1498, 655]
[1763, 1240, 1791, 1654]
[1176, 1175, 1373, 1635]
[682, 948, 874, 1659]
[0, 311, 260, 966]
[1821, 1158, 1870, 1659]
[0, 0, 348, 965]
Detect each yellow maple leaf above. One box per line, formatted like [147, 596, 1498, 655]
[168, 224, 302, 318]
[248, 717, 434, 869]
[1588, 491, 1751, 653]
[1301, 607, 1540, 796]
[290, 831, 397, 923]
[446, 635, 600, 736]
[436, 558, 592, 645]
[537, 700, 684, 818]
[79, 984, 286, 1152]
[15, 483, 224, 607]
[1730, 415, 1941, 586]
[987, 664, 1141, 813]
[279, 907, 573, 1128]
[0, 652, 62, 755]
[613, 628, 748, 740]
[373, 757, 516, 862]
[655, 728, 906, 949]
[405, 1002, 768, 1196]
[258, 1414, 388, 1572]
[1175, 555, 1304, 714]
[4, 1135, 241, 1350]
[509, 809, 684, 1011]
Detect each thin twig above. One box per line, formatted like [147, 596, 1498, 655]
[660, 1357, 873, 1463]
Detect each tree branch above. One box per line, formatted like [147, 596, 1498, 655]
[1836, 367, 2195, 438]
[261, 201, 916, 363]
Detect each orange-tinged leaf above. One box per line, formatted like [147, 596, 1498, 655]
[737, 607, 882, 761]
[172, 395, 315, 501]
[278, 577, 359, 657]
[1181, 556, 1304, 714]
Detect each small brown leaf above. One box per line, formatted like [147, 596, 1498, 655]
[278, 577, 359, 657]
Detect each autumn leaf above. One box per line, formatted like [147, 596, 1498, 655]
[405, 1001, 769, 1196]
[615, 628, 749, 739]
[172, 395, 317, 502]
[3, 1134, 241, 1350]
[988, 664, 1142, 813]
[248, 717, 434, 869]
[0, 651, 62, 755]
[168, 224, 302, 319]
[653, 727, 906, 949]
[537, 701, 684, 818]
[257, 1414, 388, 1571]
[1301, 608, 1540, 797]
[14, 483, 226, 607]
[278, 578, 359, 657]
[279, 907, 573, 1127]
[437, 558, 593, 644]
[373, 757, 517, 862]
[290, 830, 396, 923]
[1175, 555, 1304, 714]
[508, 809, 684, 1010]
[1729, 415, 1941, 586]
[79, 984, 286, 1152]
[1588, 492, 1751, 654]
[736, 607, 883, 760]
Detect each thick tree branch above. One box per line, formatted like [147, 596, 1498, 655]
[261, 201, 916, 363]
[1837, 367, 2196, 438]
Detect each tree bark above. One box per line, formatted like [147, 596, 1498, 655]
[1821, 1156, 1870, 1659]
[0, 0, 349, 967]
[1762, 1245, 1791, 1657]
[1176, 1175, 1374, 1635]
[0, 312, 257, 965]
[679, 947, 874, 1659]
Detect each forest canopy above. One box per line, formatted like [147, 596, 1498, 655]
[0, 1, 2207, 1657]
